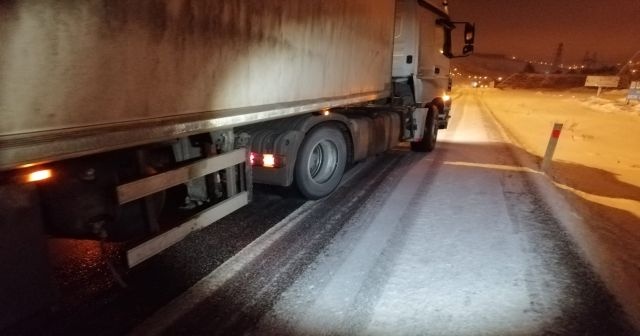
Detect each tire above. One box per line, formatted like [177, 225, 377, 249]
[410, 105, 439, 152]
[294, 125, 347, 199]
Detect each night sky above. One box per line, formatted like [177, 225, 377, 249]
[450, 0, 640, 64]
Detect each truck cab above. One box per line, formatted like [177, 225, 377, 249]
[393, 0, 474, 134]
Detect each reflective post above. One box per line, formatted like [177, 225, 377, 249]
[542, 123, 563, 172]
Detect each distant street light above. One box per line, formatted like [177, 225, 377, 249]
[617, 50, 640, 78]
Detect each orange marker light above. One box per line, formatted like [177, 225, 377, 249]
[26, 169, 52, 182]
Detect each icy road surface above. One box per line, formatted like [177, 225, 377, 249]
[137, 93, 635, 335]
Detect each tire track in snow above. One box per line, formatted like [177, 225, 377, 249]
[338, 149, 447, 335]
[253, 104, 462, 335]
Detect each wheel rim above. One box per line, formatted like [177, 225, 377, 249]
[307, 140, 339, 184]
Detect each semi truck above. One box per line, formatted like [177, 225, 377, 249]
[0, 0, 474, 328]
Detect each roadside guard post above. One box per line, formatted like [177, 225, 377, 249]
[542, 123, 563, 172]
[627, 81, 640, 104]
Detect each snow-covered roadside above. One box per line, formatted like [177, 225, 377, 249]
[472, 88, 640, 215]
[471, 87, 640, 328]
[558, 89, 640, 116]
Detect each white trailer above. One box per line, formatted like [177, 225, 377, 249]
[0, 0, 473, 328]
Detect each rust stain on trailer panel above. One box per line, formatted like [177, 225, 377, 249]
[0, 0, 395, 139]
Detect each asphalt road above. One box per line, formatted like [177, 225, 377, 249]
[7, 93, 636, 335]
[136, 94, 635, 335]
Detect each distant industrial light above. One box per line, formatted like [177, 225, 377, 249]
[323, 109, 330, 116]
[442, 94, 451, 102]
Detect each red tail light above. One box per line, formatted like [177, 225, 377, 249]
[249, 152, 285, 168]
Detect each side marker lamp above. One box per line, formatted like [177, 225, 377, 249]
[249, 152, 284, 168]
[26, 169, 52, 182]
[263, 154, 276, 168]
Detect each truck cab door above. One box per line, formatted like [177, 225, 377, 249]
[414, 3, 450, 106]
[392, 0, 419, 79]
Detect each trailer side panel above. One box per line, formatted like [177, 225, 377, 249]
[0, 0, 395, 169]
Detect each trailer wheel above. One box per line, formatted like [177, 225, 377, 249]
[410, 105, 439, 152]
[295, 125, 347, 199]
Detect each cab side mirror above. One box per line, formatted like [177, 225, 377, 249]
[438, 20, 475, 58]
[462, 23, 475, 56]
[463, 44, 474, 55]
[464, 23, 475, 45]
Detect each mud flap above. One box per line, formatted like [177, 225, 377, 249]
[412, 107, 429, 141]
[0, 183, 55, 329]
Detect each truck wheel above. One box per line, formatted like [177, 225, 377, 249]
[410, 105, 439, 152]
[295, 125, 347, 199]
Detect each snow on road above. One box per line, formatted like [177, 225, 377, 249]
[475, 88, 640, 328]
[136, 89, 636, 335]
[249, 94, 633, 335]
